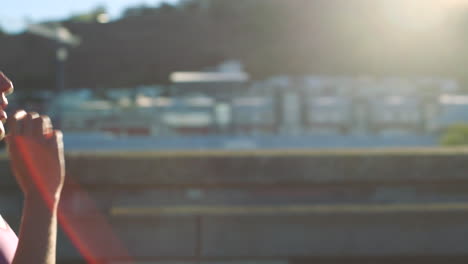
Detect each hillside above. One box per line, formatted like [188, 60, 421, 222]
[1, 0, 467, 90]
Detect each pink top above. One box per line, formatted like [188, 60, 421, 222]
[0, 215, 18, 264]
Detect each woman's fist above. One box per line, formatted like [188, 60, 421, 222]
[6, 110, 65, 204]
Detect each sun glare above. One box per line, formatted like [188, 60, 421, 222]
[383, 0, 468, 32]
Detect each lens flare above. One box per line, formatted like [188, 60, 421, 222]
[12, 136, 134, 264]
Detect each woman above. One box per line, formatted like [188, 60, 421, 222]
[0, 71, 65, 264]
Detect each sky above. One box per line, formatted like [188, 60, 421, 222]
[0, 0, 179, 33]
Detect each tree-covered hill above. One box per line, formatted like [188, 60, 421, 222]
[1, 0, 467, 90]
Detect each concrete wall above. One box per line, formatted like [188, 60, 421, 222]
[0, 149, 468, 263]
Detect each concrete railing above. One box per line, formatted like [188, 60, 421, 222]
[0, 149, 468, 263]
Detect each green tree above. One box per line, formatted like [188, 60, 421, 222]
[158, 3, 177, 13]
[122, 5, 149, 17]
[68, 6, 108, 23]
[122, 2, 177, 17]
[440, 124, 468, 146]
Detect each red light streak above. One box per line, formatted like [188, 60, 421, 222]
[12, 136, 134, 264]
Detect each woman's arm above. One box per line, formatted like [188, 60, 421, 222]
[7, 111, 65, 264]
[13, 195, 59, 264]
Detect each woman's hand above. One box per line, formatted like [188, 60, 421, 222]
[6, 110, 65, 205]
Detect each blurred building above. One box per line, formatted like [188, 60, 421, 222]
[231, 96, 275, 135]
[368, 96, 425, 134]
[51, 73, 467, 140]
[169, 60, 249, 100]
[432, 94, 468, 132]
[304, 96, 354, 134]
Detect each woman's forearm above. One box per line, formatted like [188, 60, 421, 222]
[12, 195, 58, 264]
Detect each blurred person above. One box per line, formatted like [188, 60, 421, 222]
[0, 71, 65, 264]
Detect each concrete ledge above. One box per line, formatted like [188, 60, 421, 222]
[0, 149, 467, 261]
[201, 213, 468, 257]
[2, 148, 468, 186]
[60, 149, 468, 185]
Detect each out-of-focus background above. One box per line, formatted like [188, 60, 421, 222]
[3, 0, 468, 263]
[3, 0, 468, 150]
